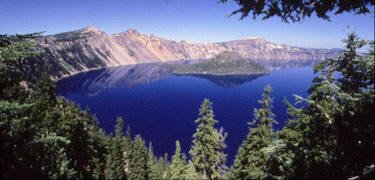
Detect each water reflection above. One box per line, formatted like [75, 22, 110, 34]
[182, 74, 264, 89]
[57, 62, 266, 96]
[57, 63, 174, 96]
[56, 64, 314, 165]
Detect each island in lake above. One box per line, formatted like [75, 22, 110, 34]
[173, 51, 269, 76]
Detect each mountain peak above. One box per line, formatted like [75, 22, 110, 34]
[126, 28, 139, 34]
[81, 26, 104, 34]
[242, 37, 264, 41]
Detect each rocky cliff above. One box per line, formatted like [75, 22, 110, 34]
[35, 26, 342, 78]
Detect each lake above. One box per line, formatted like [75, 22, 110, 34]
[56, 63, 315, 164]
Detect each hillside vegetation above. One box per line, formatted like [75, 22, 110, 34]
[0, 32, 374, 179]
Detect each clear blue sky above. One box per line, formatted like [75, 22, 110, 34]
[0, 0, 374, 50]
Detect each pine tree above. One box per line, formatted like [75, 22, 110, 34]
[105, 117, 126, 179]
[231, 85, 277, 179]
[215, 127, 228, 176]
[162, 153, 171, 179]
[148, 142, 160, 179]
[185, 160, 198, 179]
[1, 32, 109, 179]
[36, 132, 76, 179]
[124, 125, 132, 153]
[330, 34, 374, 177]
[190, 99, 226, 180]
[87, 116, 107, 179]
[128, 135, 149, 180]
[271, 33, 375, 178]
[170, 140, 187, 179]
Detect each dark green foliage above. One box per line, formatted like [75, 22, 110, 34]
[159, 153, 172, 179]
[148, 142, 160, 179]
[1, 87, 108, 179]
[219, 0, 374, 23]
[0, 33, 109, 179]
[128, 135, 150, 180]
[147, 142, 172, 179]
[190, 99, 227, 179]
[154, 156, 170, 179]
[231, 85, 277, 179]
[1, 30, 374, 180]
[0, 33, 44, 93]
[87, 117, 107, 179]
[267, 33, 375, 179]
[105, 117, 126, 179]
[0, 33, 42, 63]
[36, 132, 76, 179]
[185, 160, 198, 179]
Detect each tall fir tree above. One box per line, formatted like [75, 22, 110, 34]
[268, 33, 375, 179]
[170, 140, 187, 179]
[163, 153, 171, 179]
[105, 117, 126, 179]
[231, 85, 277, 179]
[185, 160, 198, 179]
[190, 99, 226, 180]
[128, 135, 150, 180]
[87, 117, 107, 179]
[148, 142, 161, 179]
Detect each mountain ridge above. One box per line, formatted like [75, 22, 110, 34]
[33, 26, 342, 79]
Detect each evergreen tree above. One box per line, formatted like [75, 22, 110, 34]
[163, 153, 171, 179]
[0, 33, 43, 178]
[105, 117, 126, 179]
[1, 32, 108, 179]
[215, 127, 228, 176]
[128, 135, 149, 180]
[231, 85, 277, 179]
[170, 140, 187, 179]
[219, 0, 374, 23]
[269, 33, 375, 179]
[190, 99, 226, 180]
[36, 132, 76, 179]
[152, 157, 169, 179]
[124, 125, 132, 153]
[104, 134, 116, 180]
[148, 142, 160, 179]
[185, 160, 198, 179]
[87, 116, 107, 179]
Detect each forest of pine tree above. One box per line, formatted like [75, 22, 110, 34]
[0, 27, 374, 179]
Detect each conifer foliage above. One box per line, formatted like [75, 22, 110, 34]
[128, 135, 150, 180]
[266, 33, 375, 179]
[190, 99, 227, 179]
[231, 85, 277, 179]
[105, 117, 126, 179]
[1, 30, 374, 179]
[170, 140, 188, 179]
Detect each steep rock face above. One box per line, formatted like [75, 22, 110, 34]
[35, 26, 341, 78]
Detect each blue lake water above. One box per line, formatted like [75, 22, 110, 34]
[56, 63, 315, 164]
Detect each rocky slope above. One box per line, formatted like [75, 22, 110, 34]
[35, 26, 342, 79]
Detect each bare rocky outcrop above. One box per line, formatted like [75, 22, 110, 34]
[35, 26, 342, 78]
